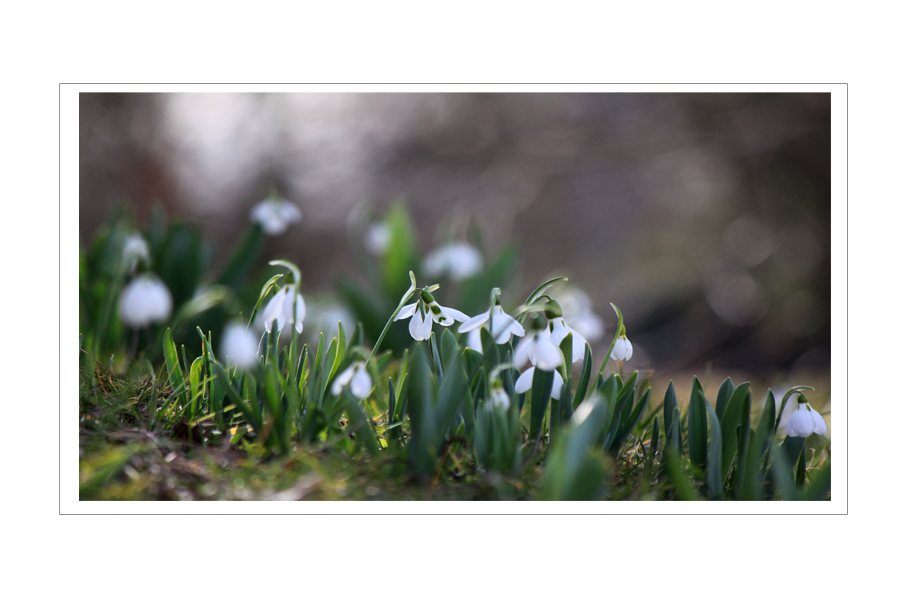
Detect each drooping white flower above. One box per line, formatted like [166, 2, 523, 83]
[118, 273, 172, 328]
[122, 234, 150, 270]
[422, 242, 483, 281]
[364, 221, 391, 256]
[458, 303, 525, 345]
[250, 196, 302, 236]
[486, 385, 511, 411]
[784, 396, 828, 438]
[220, 322, 259, 370]
[610, 334, 633, 361]
[331, 361, 373, 399]
[393, 291, 469, 341]
[262, 284, 307, 335]
[548, 317, 588, 362]
[515, 367, 564, 400]
[513, 327, 563, 371]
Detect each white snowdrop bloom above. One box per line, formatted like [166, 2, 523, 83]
[486, 386, 511, 411]
[422, 242, 483, 281]
[513, 327, 563, 371]
[458, 303, 525, 345]
[118, 274, 172, 328]
[515, 367, 564, 400]
[250, 196, 302, 236]
[220, 322, 259, 370]
[331, 361, 373, 399]
[393, 291, 469, 341]
[364, 222, 391, 256]
[548, 318, 588, 362]
[610, 334, 633, 361]
[122, 234, 150, 270]
[784, 396, 828, 438]
[262, 284, 307, 335]
[557, 288, 604, 341]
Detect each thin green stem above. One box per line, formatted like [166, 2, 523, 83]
[366, 271, 418, 368]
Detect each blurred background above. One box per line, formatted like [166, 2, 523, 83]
[80, 92, 830, 385]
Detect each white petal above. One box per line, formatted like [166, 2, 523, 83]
[811, 408, 828, 436]
[532, 338, 563, 371]
[513, 336, 535, 369]
[458, 310, 490, 333]
[467, 329, 483, 353]
[220, 323, 259, 370]
[551, 371, 564, 400]
[434, 302, 469, 326]
[786, 408, 814, 437]
[490, 388, 511, 410]
[331, 366, 355, 396]
[548, 319, 568, 346]
[395, 303, 417, 321]
[515, 367, 535, 394]
[408, 310, 427, 340]
[623, 338, 633, 361]
[350, 367, 373, 399]
[262, 287, 287, 333]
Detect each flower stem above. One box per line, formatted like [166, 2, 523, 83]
[366, 271, 417, 368]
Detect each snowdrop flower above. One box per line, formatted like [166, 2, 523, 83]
[548, 318, 588, 363]
[394, 290, 469, 341]
[486, 383, 511, 411]
[458, 299, 525, 345]
[250, 196, 302, 236]
[262, 284, 307, 335]
[515, 367, 564, 400]
[331, 361, 373, 399]
[784, 395, 828, 438]
[220, 322, 259, 370]
[118, 273, 172, 328]
[610, 334, 633, 361]
[122, 234, 150, 270]
[422, 242, 483, 281]
[513, 320, 563, 371]
[364, 221, 391, 256]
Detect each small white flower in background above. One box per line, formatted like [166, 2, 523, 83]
[515, 367, 564, 400]
[486, 385, 511, 411]
[422, 242, 483, 282]
[262, 284, 307, 335]
[610, 334, 633, 361]
[250, 196, 302, 236]
[513, 327, 563, 371]
[364, 221, 391, 256]
[458, 303, 525, 345]
[122, 234, 150, 270]
[304, 298, 354, 341]
[394, 290, 469, 341]
[548, 318, 589, 362]
[331, 361, 373, 399]
[220, 322, 259, 370]
[557, 287, 604, 341]
[783, 395, 828, 438]
[118, 273, 172, 328]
